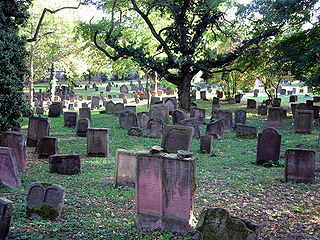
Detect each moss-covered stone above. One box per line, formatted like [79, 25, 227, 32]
[26, 204, 59, 221]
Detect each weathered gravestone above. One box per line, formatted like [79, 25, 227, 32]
[91, 96, 100, 109]
[206, 119, 224, 139]
[128, 127, 143, 137]
[76, 118, 90, 137]
[87, 128, 109, 157]
[178, 118, 200, 139]
[137, 112, 150, 129]
[247, 99, 256, 109]
[290, 95, 298, 102]
[114, 149, 136, 187]
[48, 102, 62, 117]
[114, 103, 125, 116]
[285, 149, 315, 184]
[234, 110, 246, 126]
[294, 110, 313, 133]
[161, 125, 193, 153]
[79, 108, 91, 122]
[135, 149, 196, 233]
[190, 107, 206, 124]
[235, 124, 257, 139]
[195, 208, 260, 240]
[147, 117, 164, 138]
[27, 116, 50, 147]
[125, 105, 137, 114]
[49, 154, 81, 175]
[26, 182, 65, 220]
[235, 94, 242, 103]
[36, 137, 59, 159]
[256, 128, 281, 165]
[280, 89, 286, 95]
[0, 147, 21, 188]
[63, 112, 78, 128]
[163, 97, 177, 113]
[215, 110, 233, 132]
[172, 109, 186, 125]
[0, 197, 13, 240]
[200, 91, 207, 100]
[0, 131, 26, 172]
[119, 110, 138, 129]
[267, 107, 282, 128]
[120, 85, 129, 94]
[200, 135, 213, 154]
[150, 103, 170, 125]
[105, 101, 115, 114]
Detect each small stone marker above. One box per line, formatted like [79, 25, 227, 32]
[206, 119, 224, 139]
[79, 108, 91, 122]
[87, 128, 109, 157]
[150, 103, 170, 124]
[258, 105, 268, 116]
[0, 147, 21, 188]
[0, 131, 26, 172]
[91, 96, 100, 109]
[135, 149, 196, 233]
[172, 109, 186, 125]
[105, 101, 115, 114]
[27, 116, 50, 147]
[190, 107, 206, 124]
[267, 107, 282, 128]
[0, 197, 13, 240]
[256, 128, 281, 165]
[161, 125, 193, 153]
[215, 110, 233, 132]
[137, 112, 150, 129]
[285, 149, 315, 184]
[247, 99, 256, 109]
[127, 127, 143, 137]
[76, 118, 90, 137]
[120, 85, 129, 94]
[178, 118, 200, 139]
[26, 182, 65, 220]
[234, 110, 246, 125]
[114, 103, 125, 116]
[235, 124, 257, 139]
[195, 208, 260, 240]
[290, 95, 297, 102]
[235, 94, 242, 103]
[114, 149, 136, 187]
[49, 154, 81, 175]
[294, 110, 313, 133]
[36, 137, 59, 159]
[119, 110, 138, 129]
[200, 135, 213, 154]
[147, 117, 164, 138]
[64, 112, 78, 128]
[48, 102, 62, 117]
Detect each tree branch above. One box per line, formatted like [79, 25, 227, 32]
[35, 31, 54, 45]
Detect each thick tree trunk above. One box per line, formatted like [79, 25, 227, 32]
[29, 44, 35, 103]
[177, 74, 192, 111]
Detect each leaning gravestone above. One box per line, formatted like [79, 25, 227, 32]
[172, 109, 186, 125]
[27, 116, 50, 147]
[119, 110, 138, 129]
[256, 128, 281, 165]
[267, 107, 282, 128]
[114, 103, 125, 116]
[235, 124, 257, 139]
[178, 118, 200, 139]
[114, 149, 136, 187]
[105, 101, 115, 114]
[137, 112, 150, 129]
[26, 182, 65, 220]
[150, 103, 170, 125]
[64, 112, 78, 128]
[195, 208, 260, 240]
[0, 197, 13, 240]
[190, 107, 206, 124]
[79, 108, 91, 122]
[0, 147, 21, 188]
[200, 135, 213, 154]
[247, 99, 256, 109]
[234, 110, 246, 125]
[147, 117, 164, 139]
[87, 128, 109, 157]
[206, 119, 224, 139]
[76, 118, 90, 137]
[36, 137, 59, 159]
[91, 96, 100, 109]
[136, 149, 196, 233]
[0, 131, 26, 172]
[49, 154, 81, 175]
[294, 110, 313, 133]
[215, 110, 233, 132]
[285, 149, 315, 184]
[161, 125, 193, 153]
[48, 102, 62, 117]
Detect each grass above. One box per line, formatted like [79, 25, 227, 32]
[2, 83, 320, 239]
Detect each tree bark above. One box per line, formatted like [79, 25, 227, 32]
[29, 43, 35, 103]
[177, 74, 193, 111]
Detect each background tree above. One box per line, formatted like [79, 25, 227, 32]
[0, 0, 31, 132]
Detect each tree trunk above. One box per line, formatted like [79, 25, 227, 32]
[29, 43, 35, 103]
[177, 74, 192, 111]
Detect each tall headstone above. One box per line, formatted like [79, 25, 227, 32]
[137, 112, 150, 129]
[114, 103, 125, 116]
[190, 107, 206, 124]
[114, 149, 136, 187]
[147, 117, 164, 139]
[247, 99, 256, 109]
[206, 119, 224, 139]
[285, 149, 315, 184]
[49, 154, 81, 175]
[267, 107, 282, 128]
[76, 118, 90, 137]
[87, 128, 109, 157]
[161, 125, 193, 153]
[150, 103, 170, 125]
[215, 110, 233, 132]
[294, 110, 313, 133]
[119, 110, 138, 129]
[79, 108, 91, 122]
[27, 116, 50, 147]
[0, 147, 21, 188]
[0, 197, 13, 240]
[64, 112, 78, 128]
[256, 128, 281, 165]
[172, 109, 186, 125]
[178, 118, 200, 139]
[200, 135, 213, 154]
[234, 110, 246, 125]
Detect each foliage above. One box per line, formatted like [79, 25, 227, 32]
[0, 0, 31, 132]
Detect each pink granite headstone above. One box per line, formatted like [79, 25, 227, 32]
[0, 147, 21, 188]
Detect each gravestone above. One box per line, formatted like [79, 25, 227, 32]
[161, 125, 193, 153]
[215, 110, 233, 132]
[36, 107, 44, 115]
[0, 131, 26, 172]
[257, 105, 267, 116]
[206, 119, 224, 139]
[127, 127, 143, 137]
[125, 105, 137, 114]
[26, 182, 65, 220]
[137, 112, 150, 129]
[212, 97, 220, 112]
[235, 124, 257, 139]
[296, 103, 309, 111]
[195, 208, 260, 240]
[306, 100, 314, 110]
[200, 91, 207, 100]
[200, 135, 213, 154]
[290, 95, 297, 102]
[48, 102, 62, 117]
[272, 98, 281, 107]
[292, 88, 296, 94]
[114, 103, 125, 116]
[0, 147, 21, 188]
[120, 85, 129, 94]
[105, 101, 115, 114]
[190, 107, 206, 124]
[235, 94, 242, 103]
[234, 110, 246, 126]
[0, 197, 13, 240]
[163, 97, 177, 113]
[294, 110, 313, 133]
[76, 118, 90, 137]
[267, 107, 282, 128]
[291, 104, 297, 117]
[36, 137, 59, 159]
[280, 89, 286, 95]
[150, 103, 170, 125]
[247, 99, 256, 109]
[253, 89, 259, 97]
[114, 149, 136, 187]
[313, 96, 320, 102]
[79, 108, 91, 122]
[299, 88, 304, 93]
[178, 118, 200, 139]
[287, 91, 293, 95]
[91, 96, 100, 109]
[216, 90, 223, 98]
[282, 108, 287, 119]
[87, 128, 109, 157]
[27, 116, 50, 147]
[147, 117, 164, 138]
[119, 110, 138, 129]
[82, 102, 88, 108]
[49, 154, 81, 175]
[172, 109, 186, 125]
[136, 149, 196, 233]
[256, 128, 281, 165]
[313, 106, 319, 119]
[64, 112, 78, 128]
[285, 149, 315, 184]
